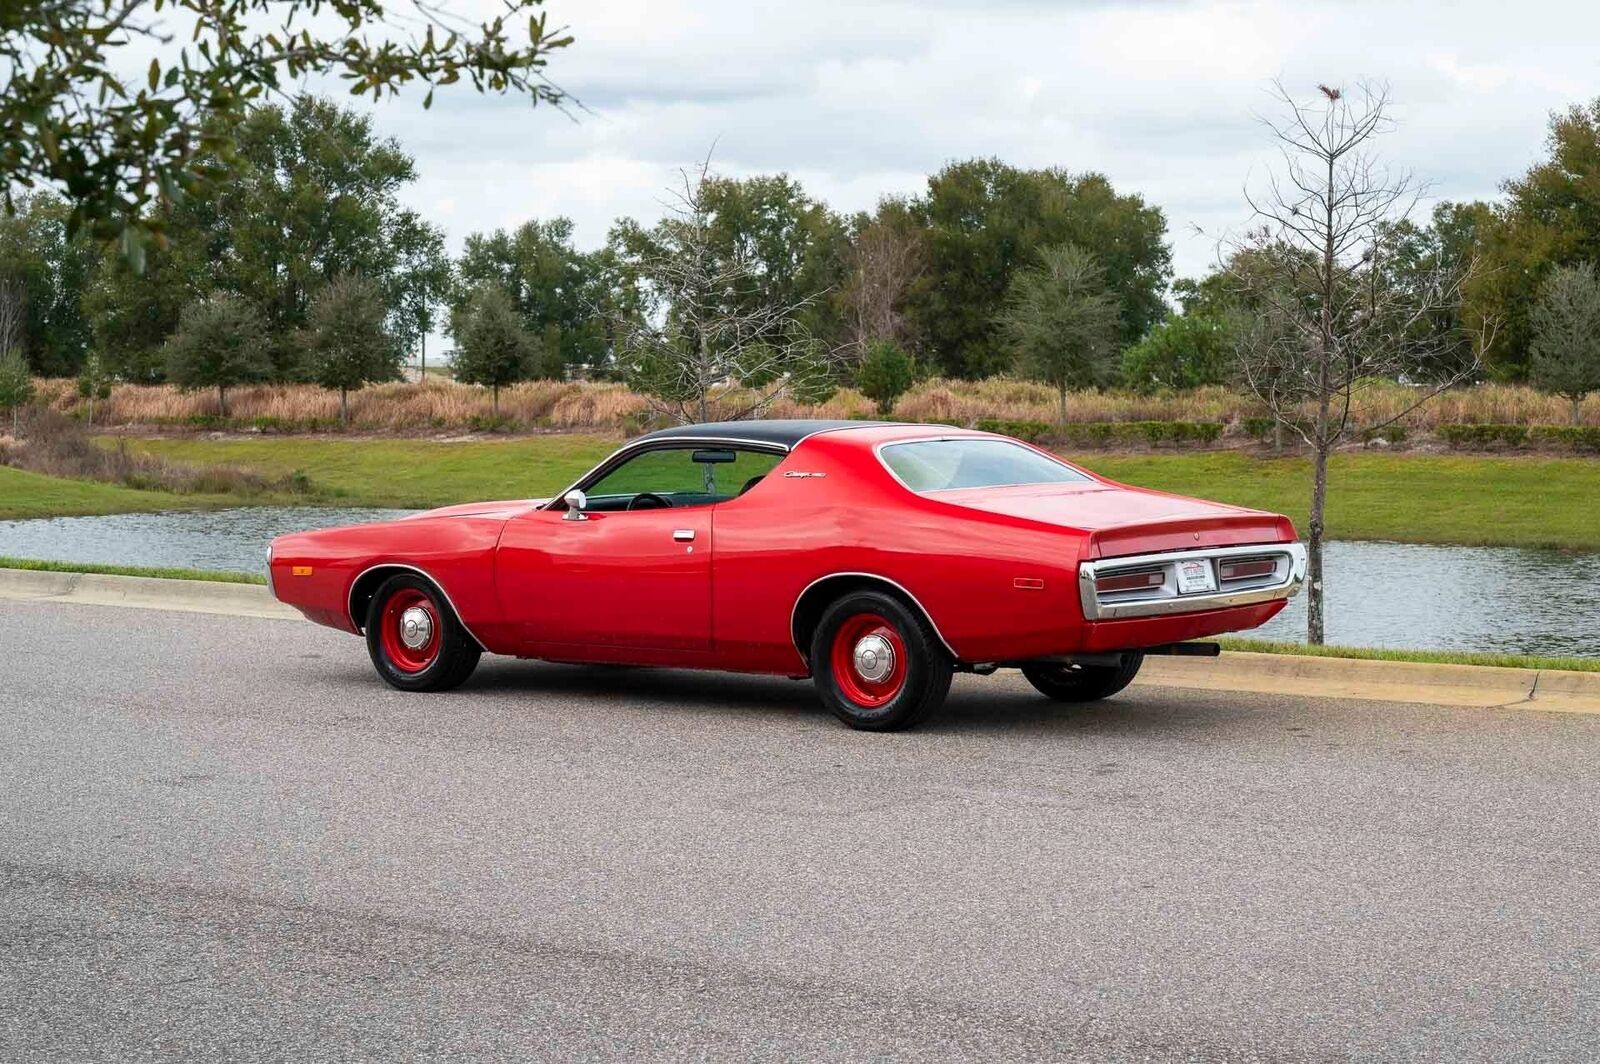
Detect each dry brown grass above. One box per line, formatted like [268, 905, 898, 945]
[28, 375, 1600, 434]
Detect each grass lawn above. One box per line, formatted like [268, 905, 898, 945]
[8, 434, 1596, 551]
[116, 433, 616, 509]
[1077, 451, 1600, 552]
[0, 555, 266, 584]
[0, 465, 241, 520]
[1218, 637, 1600, 674]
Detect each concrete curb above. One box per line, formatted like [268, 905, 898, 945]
[1138, 653, 1600, 714]
[0, 567, 299, 620]
[5, 567, 1598, 714]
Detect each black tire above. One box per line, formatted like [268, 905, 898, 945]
[810, 590, 953, 731]
[1021, 653, 1144, 703]
[365, 573, 482, 692]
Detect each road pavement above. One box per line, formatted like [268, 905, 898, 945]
[3, 600, 1597, 1061]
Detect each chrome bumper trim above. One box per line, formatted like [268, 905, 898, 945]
[1078, 542, 1307, 621]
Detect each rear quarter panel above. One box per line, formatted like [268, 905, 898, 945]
[711, 435, 1092, 671]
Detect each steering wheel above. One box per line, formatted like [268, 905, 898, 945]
[627, 491, 673, 511]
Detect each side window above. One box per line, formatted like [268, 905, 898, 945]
[583, 447, 783, 512]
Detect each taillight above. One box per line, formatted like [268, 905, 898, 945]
[1095, 568, 1164, 594]
[1218, 557, 1276, 582]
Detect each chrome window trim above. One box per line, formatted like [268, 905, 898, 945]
[539, 436, 791, 512]
[789, 571, 961, 663]
[1078, 542, 1308, 620]
[346, 561, 487, 649]
[873, 436, 1095, 495]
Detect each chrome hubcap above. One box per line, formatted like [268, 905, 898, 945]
[399, 606, 434, 650]
[852, 634, 895, 683]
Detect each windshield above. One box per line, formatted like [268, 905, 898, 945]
[880, 438, 1092, 492]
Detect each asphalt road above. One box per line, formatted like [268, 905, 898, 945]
[3, 601, 1597, 1062]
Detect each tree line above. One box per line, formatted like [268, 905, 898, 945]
[3, 91, 1600, 425]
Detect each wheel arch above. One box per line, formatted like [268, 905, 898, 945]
[347, 563, 485, 649]
[789, 572, 959, 666]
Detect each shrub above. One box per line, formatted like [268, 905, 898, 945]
[1436, 423, 1530, 448]
[467, 414, 519, 433]
[975, 418, 1223, 447]
[976, 418, 1052, 442]
[1360, 425, 1408, 444]
[1528, 425, 1600, 453]
[1120, 313, 1233, 392]
[855, 341, 916, 414]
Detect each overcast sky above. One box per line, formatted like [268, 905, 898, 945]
[358, 0, 1598, 284]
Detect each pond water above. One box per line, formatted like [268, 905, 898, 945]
[1, 507, 1596, 658]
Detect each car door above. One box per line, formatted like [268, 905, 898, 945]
[498, 505, 712, 653]
[495, 444, 739, 654]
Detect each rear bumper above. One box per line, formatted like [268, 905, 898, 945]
[1076, 598, 1289, 652]
[1078, 542, 1307, 621]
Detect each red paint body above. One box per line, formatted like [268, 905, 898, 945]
[268, 425, 1299, 674]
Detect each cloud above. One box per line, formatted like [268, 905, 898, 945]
[358, 0, 1600, 286]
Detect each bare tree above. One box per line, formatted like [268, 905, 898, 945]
[1227, 80, 1490, 644]
[0, 277, 25, 360]
[613, 157, 840, 424]
[843, 208, 925, 356]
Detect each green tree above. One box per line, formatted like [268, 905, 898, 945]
[0, 347, 33, 436]
[0, 193, 96, 374]
[1120, 313, 1233, 392]
[2, 0, 572, 254]
[208, 97, 429, 376]
[907, 159, 1170, 378]
[305, 275, 399, 425]
[83, 207, 212, 382]
[76, 350, 113, 426]
[855, 341, 915, 414]
[456, 217, 605, 374]
[996, 244, 1120, 426]
[389, 211, 452, 378]
[452, 285, 531, 415]
[1468, 99, 1600, 379]
[164, 294, 270, 416]
[1376, 202, 1492, 382]
[1529, 262, 1600, 425]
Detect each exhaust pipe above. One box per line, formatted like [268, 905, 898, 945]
[1144, 642, 1221, 657]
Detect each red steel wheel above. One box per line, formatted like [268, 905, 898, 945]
[810, 590, 952, 731]
[378, 587, 441, 673]
[828, 611, 909, 709]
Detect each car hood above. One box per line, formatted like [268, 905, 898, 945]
[402, 499, 548, 521]
[933, 482, 1295, 557]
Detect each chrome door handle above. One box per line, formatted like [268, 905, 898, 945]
[673, 529, 695, 542]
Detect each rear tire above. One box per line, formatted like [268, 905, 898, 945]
[365, 574, 481, 692]
[1021, 653, 1144, 703]
[811, 591, 952, 731]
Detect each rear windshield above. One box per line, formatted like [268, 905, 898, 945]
[880, 438, 1092, 492]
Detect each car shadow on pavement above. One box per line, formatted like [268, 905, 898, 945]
[452, 658, 1212, 737]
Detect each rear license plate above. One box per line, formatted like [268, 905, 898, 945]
[1176, 559, 1216, 595]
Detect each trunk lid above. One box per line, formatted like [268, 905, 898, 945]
[935, 482, 1294, 557]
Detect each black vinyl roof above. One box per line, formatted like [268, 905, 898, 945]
[634, 419, 889, 449]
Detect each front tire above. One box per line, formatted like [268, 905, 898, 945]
[1021, 653, 1144, 703]
[811, 591, 952, 731]
[365, 574, 481, 692]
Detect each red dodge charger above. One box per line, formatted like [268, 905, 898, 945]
[269, 420, 1306, 730]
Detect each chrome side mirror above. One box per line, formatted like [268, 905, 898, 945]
[562, 489, 588, 520]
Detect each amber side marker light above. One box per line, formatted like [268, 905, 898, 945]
[1095, 569, 1164, 594]
[1218, 558, 1276, 582]
[292, 566, 314, 577]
